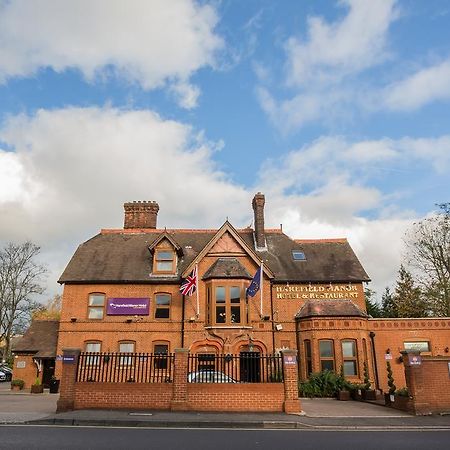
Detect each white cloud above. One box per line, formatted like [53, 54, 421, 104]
[285, 0, 397, 87]
[257, 0, 398, 131]
[0, 0, 223, 108]
[384, 59, 450, 111]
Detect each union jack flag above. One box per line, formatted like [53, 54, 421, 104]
[180, 266, 197, 296]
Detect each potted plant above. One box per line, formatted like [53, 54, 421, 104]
[361, 362, 377, 400]
[10, 379, 25, 391]
[30, 377, 44, 394]
[392, 387, 411, 411]
[385, 361, 396, 406]
[337, 366, 351, 401]
[49, 376, 60, 394]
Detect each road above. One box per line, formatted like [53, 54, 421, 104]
[0, 426, 450, 450]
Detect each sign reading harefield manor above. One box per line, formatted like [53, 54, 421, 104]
[106, 298, 150, 315]
[275, 284, 359, 300]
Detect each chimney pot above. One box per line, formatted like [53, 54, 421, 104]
[124, 201, 159, 229]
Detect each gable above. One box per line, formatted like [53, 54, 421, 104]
[207, 231, 246, 255]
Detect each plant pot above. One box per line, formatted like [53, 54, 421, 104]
[30, 384, 44, 394]
[11, 385, 22, 392]
[49, 379, 60, 394]
[351, 389, 363, 401]
[338, 390, 351, 401]
[362, 389, 377, 401]
[392, 395, 411, 412]
[384, 393, 395, 406]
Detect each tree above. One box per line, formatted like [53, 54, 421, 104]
[32, 294, 61, 320]
[364, 287, 382, 318]
[0, 242, 47, 359]
[405, 203, 450, 316]
[393, 265, 427, 318]
[381, 287, 397, 318]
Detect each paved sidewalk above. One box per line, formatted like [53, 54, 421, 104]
[1, 384, 450, 430]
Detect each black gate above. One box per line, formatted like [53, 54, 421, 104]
[240, 352, 261, 382]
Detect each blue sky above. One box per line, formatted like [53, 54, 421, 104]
[1, 0, 449, 300]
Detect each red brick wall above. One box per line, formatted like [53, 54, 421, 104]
[12, 354, 39, 389]
[403, 355, 450, 415]
[74, 382, 172, 410]
[187, 383, 284, 412]
[370, 318, 450, 392]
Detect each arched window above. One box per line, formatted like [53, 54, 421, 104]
[87, 293, 105, 319]
[155, 293, 171, 319]
[85, 341, 102, 365]
[153, 342, 169, 369]
[118, 341, 135, 366]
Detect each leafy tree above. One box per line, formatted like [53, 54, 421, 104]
[405, 203, 450, 316]
[32, 294, 61, 320]
[364, 287, 382, 318]
[381, 286, 397, 318]
[393, 265, 427, 318]
[0, 242, 47, 359]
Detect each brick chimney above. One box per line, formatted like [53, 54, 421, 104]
[124, 201, 159, 229]
[252, 192, 266, 250]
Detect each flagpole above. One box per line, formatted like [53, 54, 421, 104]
[260, 260, 263, 317]
[196, 263, 199, 318]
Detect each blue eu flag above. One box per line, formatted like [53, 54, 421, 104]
[246, 267, 261, 297]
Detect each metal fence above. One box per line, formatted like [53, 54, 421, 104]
[77, 352, 174, 383]
[187, 353, 284, 383]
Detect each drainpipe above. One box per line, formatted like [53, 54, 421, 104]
[295, 318, 301, 380]
[369, 331, 380, 391]
[270, 282, 275, 354]
[181, 294, 185, 348]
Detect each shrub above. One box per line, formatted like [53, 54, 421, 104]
[299, 370, 351, 398]
[386, 361, 396, 395]
[11, 379, 25, 389]
[33, 377, 41, 386]
[395, 387, 409, 397]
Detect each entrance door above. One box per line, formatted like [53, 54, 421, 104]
[240, 351, 261, 382]
[42, 359, 55, 388]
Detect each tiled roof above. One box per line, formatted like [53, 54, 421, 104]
[13, 320, 59, 358]
[202, 257, 252, 280]
[59, 227, 369, 284]
[295, 299, 367, 319]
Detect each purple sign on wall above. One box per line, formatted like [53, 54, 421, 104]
[106, 298, 150, 316]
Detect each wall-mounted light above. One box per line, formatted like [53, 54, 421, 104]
[126, 319, 133, 323]
[445, 347, 449, 353]
[386, 348, 390, 354]
[70, 318, 77, 323]
[262, 315, 270, 321]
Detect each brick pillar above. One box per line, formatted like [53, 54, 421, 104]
[281, 350, 302, 414]
[401, 350, 429, 415]
[56, 348, 81, 412]
[171, 348, 189, 411]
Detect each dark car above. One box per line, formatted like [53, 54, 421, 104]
[0, 366, 12, 381]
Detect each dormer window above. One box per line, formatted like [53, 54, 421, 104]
[154, 248, 175, 273]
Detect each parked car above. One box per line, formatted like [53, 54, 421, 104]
[188, 371, 237, 383]
[0, 371, 7, 382]
[0, 366, 12, 381]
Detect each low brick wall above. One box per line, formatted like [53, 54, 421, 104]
[403, 353, 450, 415]
[74, 382, 173, 410]
[187, 383, 284, 412]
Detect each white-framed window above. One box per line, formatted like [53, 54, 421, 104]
[85, 341, 101, 365]
[88, 293, 105, 319]
[155, 293, 171, 319]
[119, 341, 135, 365]
[342, 340, 358, 376]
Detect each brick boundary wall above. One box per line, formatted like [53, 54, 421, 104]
[402, 351, 450, 415]
[57, 348, 302, 414]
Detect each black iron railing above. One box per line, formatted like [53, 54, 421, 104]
[77, 352, 174, 383]
[187, 353, 283, 383]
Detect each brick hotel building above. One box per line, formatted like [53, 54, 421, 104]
[45, 193, 450, 392]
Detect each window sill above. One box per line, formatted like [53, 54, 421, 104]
[204, 325, 253, 330]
